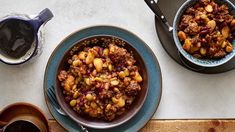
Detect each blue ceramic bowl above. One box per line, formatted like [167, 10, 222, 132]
[173, 0, 235, 67]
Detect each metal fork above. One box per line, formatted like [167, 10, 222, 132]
[46, 86, 88, 132]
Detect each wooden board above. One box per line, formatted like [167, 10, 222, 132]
[49, 119, 235, 132]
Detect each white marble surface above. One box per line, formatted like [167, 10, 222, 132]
[1, 0, 235, 120]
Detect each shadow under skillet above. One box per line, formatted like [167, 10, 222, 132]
[155, 0, 235, 74]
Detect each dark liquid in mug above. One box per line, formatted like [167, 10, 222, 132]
[0, 19, 35, 59]
[4, 121, 40, 132]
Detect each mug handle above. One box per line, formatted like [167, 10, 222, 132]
[30, 8, 54, 32]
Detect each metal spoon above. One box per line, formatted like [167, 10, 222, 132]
[145, 0, 173, 32]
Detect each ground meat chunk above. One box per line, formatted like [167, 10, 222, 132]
[108, 44, 136, 66]
[125, 80, 141, 96]
[58, 70, 68, 81]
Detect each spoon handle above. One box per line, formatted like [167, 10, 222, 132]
[144, 0, 173, 32]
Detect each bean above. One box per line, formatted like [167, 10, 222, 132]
[207, 20, 216, 31]
[86, 93, 93, 101]
[205, 4, 213, 12]
[199, 29, 210, 36]
[70, 100, 77, 107]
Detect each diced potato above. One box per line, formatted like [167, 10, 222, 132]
[124, 69, 129, 76]
[91, 102, 97, 109]
[84, 78, 91, 86]
[86, 51, 95, 64]
[93, 58, 103, 72]
[226, 45, 233, 53]
[72, 60, 81, 66]
[64, 83, 71, 92]
[118, 71, 126, 78]
[178, 31, 186, 41]
[222, 26, 230, 38]
[133, 72, 143, 82]
[231, 19, 235, 27]
[103, 48, 109, 56]
[78, 51, 87, 60]
[183, 39, 192, 51]
[221, 41, 227, 48]
[112, 97, 118, 103]
[117, 97, 125, 107]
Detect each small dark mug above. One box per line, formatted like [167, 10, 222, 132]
[0, 115, 47, 132]
[0, 8, 53, 65]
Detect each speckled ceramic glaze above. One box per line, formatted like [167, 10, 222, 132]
[44, 25, 162, 132]
[173, 0, 235, 67]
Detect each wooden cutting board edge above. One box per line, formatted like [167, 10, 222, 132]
[48, 119, 235, 132]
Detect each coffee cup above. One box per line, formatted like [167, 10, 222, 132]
[0, 8, 53, 65]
